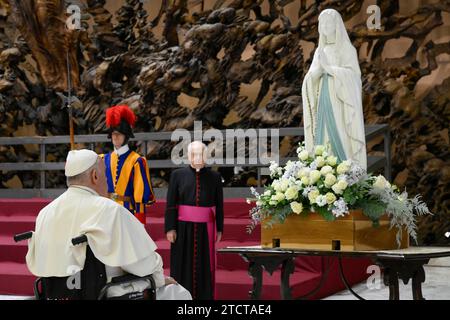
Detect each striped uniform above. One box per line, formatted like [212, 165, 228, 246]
[101, 149, 155, 224]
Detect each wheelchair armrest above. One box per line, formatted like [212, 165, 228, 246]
[71, 234, 88, 246]
[14, 231, 33, 243]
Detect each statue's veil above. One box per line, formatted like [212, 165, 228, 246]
[317, 9, 361, 76]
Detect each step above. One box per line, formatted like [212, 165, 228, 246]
[0, 199, 50, 217]
[0, 216, 36, 237]
[0, 261, 36, 296]
[0, 198, 255, 219]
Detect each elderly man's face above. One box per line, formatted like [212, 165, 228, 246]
[93, 157, 108, 197]
[189, 144, 205, 170]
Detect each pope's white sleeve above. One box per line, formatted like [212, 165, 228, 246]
[121, 251, 166, 288]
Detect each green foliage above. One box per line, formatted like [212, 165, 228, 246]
[316, 206, 335, 221]
[358, 199, 386, 224]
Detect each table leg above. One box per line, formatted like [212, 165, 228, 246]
[242, 254, 293, 300]
[248, 261, 263, 300]
[376, 258, 429, 300]
[382, 267, 400, 300]
[280, 258, 295, 300]
[411, 265, 426, 300]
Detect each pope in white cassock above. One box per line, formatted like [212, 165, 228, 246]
[26, 149, 191, 300]
[302, 8, 367, 170]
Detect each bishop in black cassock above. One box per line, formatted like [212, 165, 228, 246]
[165, 141, 224, 300]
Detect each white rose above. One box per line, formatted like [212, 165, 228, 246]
[285, 186, 299, 200]
[290, 201, 303, 214]
[297, 167, 311, 179]
[315, 156, 326, 168]
[336, 163, 350, 175]
[272, 181, 281, 192]
[256, 200, 263, 206]
[315, 145, 325, 156]
[264, 190, 272, 196]
[325, 192, 337, 204]
[320, 165, 333, 176]
[269, 200, 278, 206]
[271, 192, 285, 203]
[327, 156, 338, 167]
[279, 179, 289, 192]
[324, 174, 337, 188]
[308, 190, 320, 204]
[332, 180, 348, 194]
[373, 175, 391, 190]
[301, 176, 310, 186]
[309, 170, 321, 184]
[331, 185, 342, 195]
[298, 150, 309, 161]
[337, 180, 348, 190]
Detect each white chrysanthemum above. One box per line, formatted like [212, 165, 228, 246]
[331, 198, 349, 218]
[315, 195, 328, 207]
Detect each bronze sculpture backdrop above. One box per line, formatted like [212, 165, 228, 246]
[0, 0, 449, 244]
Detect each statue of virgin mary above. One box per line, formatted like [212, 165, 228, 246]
[301, 9, 367, 170]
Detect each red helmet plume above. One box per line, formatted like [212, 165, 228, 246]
[106, 105, 136, 128]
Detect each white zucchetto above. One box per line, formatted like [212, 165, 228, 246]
[64, 149, 99, 177]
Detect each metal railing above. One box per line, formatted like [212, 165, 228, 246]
[0, 124, 391, 199]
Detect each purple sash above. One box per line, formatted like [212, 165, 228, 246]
[178, 204, 216, 298]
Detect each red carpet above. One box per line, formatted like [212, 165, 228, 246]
[0, 198, 371, 299]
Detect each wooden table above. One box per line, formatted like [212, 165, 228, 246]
[218, 246, 450, 300]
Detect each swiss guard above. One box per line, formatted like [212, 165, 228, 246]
[101, 105, 156, 224]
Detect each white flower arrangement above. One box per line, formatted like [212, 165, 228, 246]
[247, 142, 432, 247]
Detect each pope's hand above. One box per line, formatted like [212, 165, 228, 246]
[164, 277, 178, 286]
[166, 230, 177, 243]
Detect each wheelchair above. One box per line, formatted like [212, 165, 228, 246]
[14, 231, 157, 300]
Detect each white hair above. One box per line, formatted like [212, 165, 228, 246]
[187, 141, 207, 154]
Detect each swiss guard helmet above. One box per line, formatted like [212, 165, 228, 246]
[105, 105, 136, 143]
